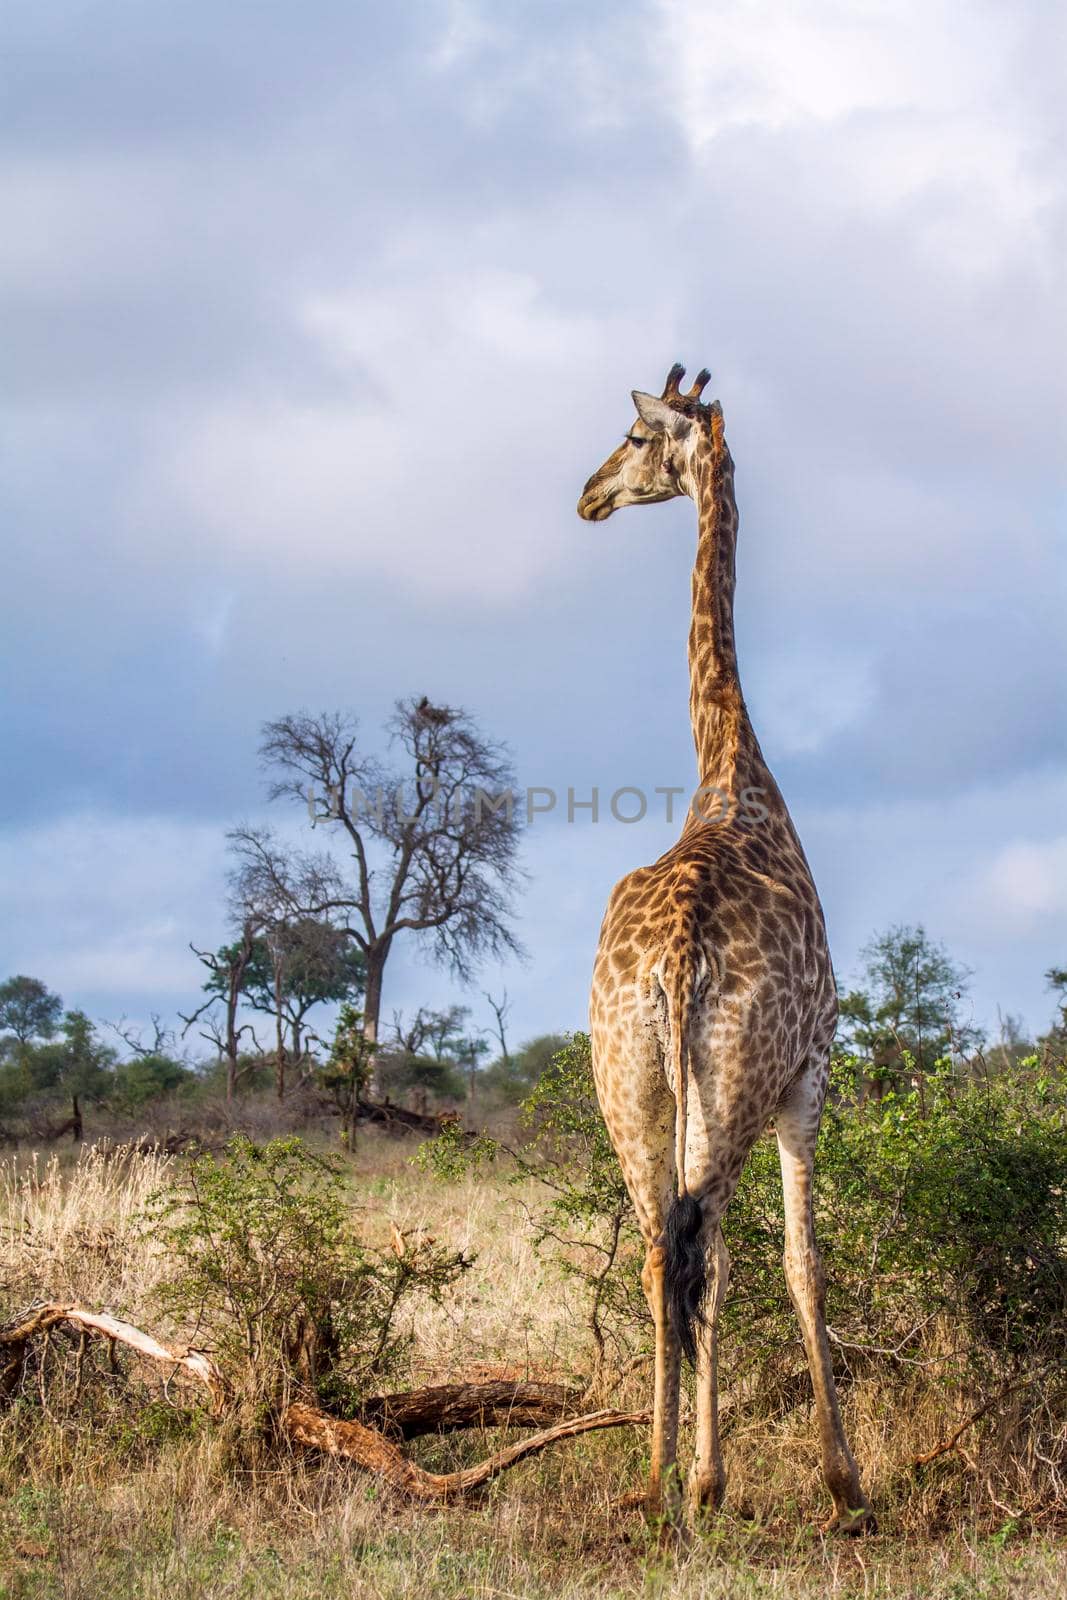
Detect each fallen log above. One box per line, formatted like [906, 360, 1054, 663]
[0, 1302, 226, 1407]
[354, 1098, 456, 1137]
[1, 1303, 648, 1498]
[127, 1131, 208, 1158]
[358, 1379, 583, 1439]
[282, 1399, 649, 1499]
[0, 1113, 80, 1148]
[316, 1093, 472, 1140]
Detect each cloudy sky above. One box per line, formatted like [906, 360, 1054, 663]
[2, 0, 1064, 1056]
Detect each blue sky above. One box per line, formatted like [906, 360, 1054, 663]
[1, 0, 1064, 1055]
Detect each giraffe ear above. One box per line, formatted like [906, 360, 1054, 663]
[631, 391, 692, 441]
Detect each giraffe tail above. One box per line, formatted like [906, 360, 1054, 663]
[661, 957, 706, 1366]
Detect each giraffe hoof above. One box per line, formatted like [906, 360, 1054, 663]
[644, 1495, 682, 1526]
[822, 1504, 877, 1536]
[653, 1516, 693, 1556]
[687, 1474, 726, 1519]
[644, 1487, 690, 1552]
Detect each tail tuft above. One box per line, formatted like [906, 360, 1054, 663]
[664, 1191, 706, 1365]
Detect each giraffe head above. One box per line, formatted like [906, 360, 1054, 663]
[577, 363, 718, 522]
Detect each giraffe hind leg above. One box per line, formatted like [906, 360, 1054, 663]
[776, 1082, 874, 1532]
[642, 1242, 684, 1527]
[687, 1220, 730, 1517]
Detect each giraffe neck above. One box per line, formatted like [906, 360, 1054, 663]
[685, 422, 769, 801]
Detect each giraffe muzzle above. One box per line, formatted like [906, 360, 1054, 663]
[577, 486, 617, 522]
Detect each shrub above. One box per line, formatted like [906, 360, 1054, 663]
[815, 1056, 1067, 1367]
[421, 1035, 1067, 1405]
[112, 1053, 195, 1112]
[148, 1135, 472, 1412]
[319, 1004, 374, 1147]
[480, 1033, 571, 1105]
[374, 1048, 466, 1103]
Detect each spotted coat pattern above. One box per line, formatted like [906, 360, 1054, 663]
[576, 367, 871, 1533]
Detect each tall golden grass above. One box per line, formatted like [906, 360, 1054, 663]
[1, 1131, 1064, 1599]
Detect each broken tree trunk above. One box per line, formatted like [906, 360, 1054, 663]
[0, 1303, 226, 1407]
[354, 1098, 455, 1137]
[357, 1379, 583, 1439]
[282, 1400, 649, 1500]
[1, 1303, 648, 1498]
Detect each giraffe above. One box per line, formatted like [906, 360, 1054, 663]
[576, 364, 873, 1533]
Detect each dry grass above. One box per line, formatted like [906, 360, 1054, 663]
[0, 1143, 174, 1317]
[1, 1131, 1064, 1599]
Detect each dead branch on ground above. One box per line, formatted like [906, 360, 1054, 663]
[357, 1379, 582, 1439]
[282, 1400, 649, 1500]
[1, 1303, 647, 1498]
[1, 1303, 226, 1407]
[911, 1365, 1056, 1469]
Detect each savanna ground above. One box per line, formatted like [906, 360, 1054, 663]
[2, 1066, 1065, 1600]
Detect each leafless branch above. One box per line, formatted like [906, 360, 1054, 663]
[483, 989, 511, 1067]
[256, 703, 525, 1055]
[2, 1303, 648, 1503]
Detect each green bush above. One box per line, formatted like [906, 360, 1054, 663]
[421, 1035, 1067, 1397]
[112, 1053, 195, 1112]
[374, 1048, 466, 1103]
[815, 1057, 1067, 1365]
[148, 1136, 471, 1412]
[480, 1033, 571, 1105]
[0, 990, 200, 1134]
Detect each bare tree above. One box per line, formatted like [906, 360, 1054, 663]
[390, 1007, 434, 1058]
[106, 1013, 178, 1060]
[483, 989, 512, 1070]
[182, 920, 261, 1101]
[256, 701, 524, 1066]
[457, 1033, 491, 1105]
[225, 825, 342, 1100]
[390, 1005, 470, 1061]
[1046, 966, 1067, 1043]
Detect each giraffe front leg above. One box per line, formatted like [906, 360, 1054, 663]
[643, 1243, 683, 1525]
[687, 1222, 730, 1518]
[776, 1100, 874, 1533]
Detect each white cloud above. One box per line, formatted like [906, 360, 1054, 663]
[0, 813, 228, 1002]
[145, 260, 677, 602]
[802, 766, 1067, 1032]
[427, 0, 502, 73]
[655, 0, 1058, 277]
[963, 836, 1067, 934]
[1, 0, 1063, 1055]
[748, 643, 876, 755]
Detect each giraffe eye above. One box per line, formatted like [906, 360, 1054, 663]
[625, 434, 649, 448]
